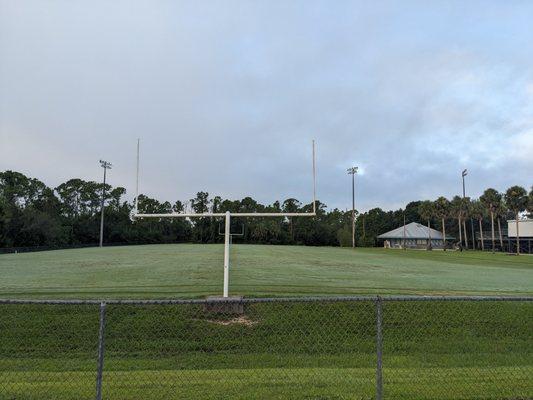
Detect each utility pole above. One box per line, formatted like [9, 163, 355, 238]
[462, 169, 473, 250]
[99, 160, 112, 248]
[347, 167, 358, 248]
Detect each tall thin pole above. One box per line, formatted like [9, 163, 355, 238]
[99, 167, 106, 248]
[461, 169, 468, 250]
[99, 160, 112, 248]
[403, 212, 406, 250]
[135, 139, 140, 214]
[223, 211, 231, 297]
[375, 297, 383, 400]
[95, 302, 106, 400]
[352, 172, 355, 248]
[312, 140, 316, 214]
[347, 167, 358, 248]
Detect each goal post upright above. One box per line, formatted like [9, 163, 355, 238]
[133, 139, 317, 298]
[223, 211, 231, 297]
[134, 138, 140, 215]
[312, 139, 316, 214]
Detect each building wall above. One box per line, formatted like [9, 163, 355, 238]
[387, 238, 445, 249]
[507, 219, 533, 238]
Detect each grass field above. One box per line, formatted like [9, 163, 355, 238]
[0, 244, 532, 298]
[1, 245, 532, 399]
[1, 300, 532, 399]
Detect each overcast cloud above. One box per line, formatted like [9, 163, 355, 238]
[1, 0, 532, 211]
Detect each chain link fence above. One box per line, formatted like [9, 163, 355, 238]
[1, 296, 532, 400]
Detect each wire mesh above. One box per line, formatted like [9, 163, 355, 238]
[0, 303, 100, 400]
[102, 300, 376, 400]
[0, 297, 531, 400]
[382, 299, 533, 399]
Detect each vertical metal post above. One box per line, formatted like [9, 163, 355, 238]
[134, 138, 140, 214]
[99, 160, 112, 247]
[312, 140, 316, 214]
[95, 302, 106, 400]
[347, 167, 358, 248]
[376, 296, 383, 400]
[459, 169, 468, 250]
[516, 217, 520, 255]
[352, 172, 355, 248]
[223, 211, 231, 297]
[99, 167, 107, 248]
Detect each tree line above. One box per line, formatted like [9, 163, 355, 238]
[418, 186, 532, 254]
[1, 170, 531, 250]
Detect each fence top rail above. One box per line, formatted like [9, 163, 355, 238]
[0, 295, 532, 305]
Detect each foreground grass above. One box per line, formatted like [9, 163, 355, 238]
[0, 300, 531, 399]
[3, 366, 531, 400]
[0, 244, 532, 298]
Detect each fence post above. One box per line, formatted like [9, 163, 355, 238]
[95, 302, 107, 400]
[376, 296, 383, 400]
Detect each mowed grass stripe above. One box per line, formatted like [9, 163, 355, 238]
[1, 244, 532, 298]
[1, 367, 531, 400]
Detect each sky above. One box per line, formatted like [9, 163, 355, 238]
[1, 1, 532, 212]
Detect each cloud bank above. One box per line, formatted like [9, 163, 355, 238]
[1, 0, 532, 211]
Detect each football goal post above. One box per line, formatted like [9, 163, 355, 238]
[132, 139, 317, 298]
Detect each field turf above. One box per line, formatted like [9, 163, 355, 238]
[1, 300, 532, 399]
[0, 244, 532, 299]
[1, 245, 532, 399]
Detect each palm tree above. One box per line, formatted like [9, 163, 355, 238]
[504, 186, 528, 255]
[470, 199, 486, 251]
[494, 201, 506, 250]
[418, 200, 434, 250]
[462, 197, 471, 249]
[450, 196, 464, 249]
[480, 188, 502, 253]
[434, 197, 450, 250]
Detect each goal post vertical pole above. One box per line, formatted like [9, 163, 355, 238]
[312, 139, 316, 214]
[223, 211, 231, 297]
[135, 138, 140, 214]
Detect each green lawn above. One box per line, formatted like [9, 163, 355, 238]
[1, 245, 532, 399]
[0, 300, 531, 399]
[0, 244, 532, 298]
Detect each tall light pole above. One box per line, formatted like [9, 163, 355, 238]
[99, 160, 112, 248]
[461, 169, 473, 250]
[347, 167, 358, 248]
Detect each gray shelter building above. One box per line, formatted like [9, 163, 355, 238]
[378, 222, 451, 249]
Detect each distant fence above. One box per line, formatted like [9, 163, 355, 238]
[0, 243, 99, 254]
[0, 296, 532, 400]
[3, 240, 532, 254]
[0, 241, 185, 254]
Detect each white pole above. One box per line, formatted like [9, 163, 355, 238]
[312, 140, 316, 214]
[135, 138, 140, 214]
[223, 211, 231, 297]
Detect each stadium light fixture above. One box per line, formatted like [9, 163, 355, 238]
[133, 140, 317, 298]
[347, 167, 358, 248]
[99, 160, 112, 248]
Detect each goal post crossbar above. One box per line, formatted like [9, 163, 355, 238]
[135, 212, 315, 218]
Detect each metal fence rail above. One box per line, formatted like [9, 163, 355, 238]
[1, 296, 532, 400]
